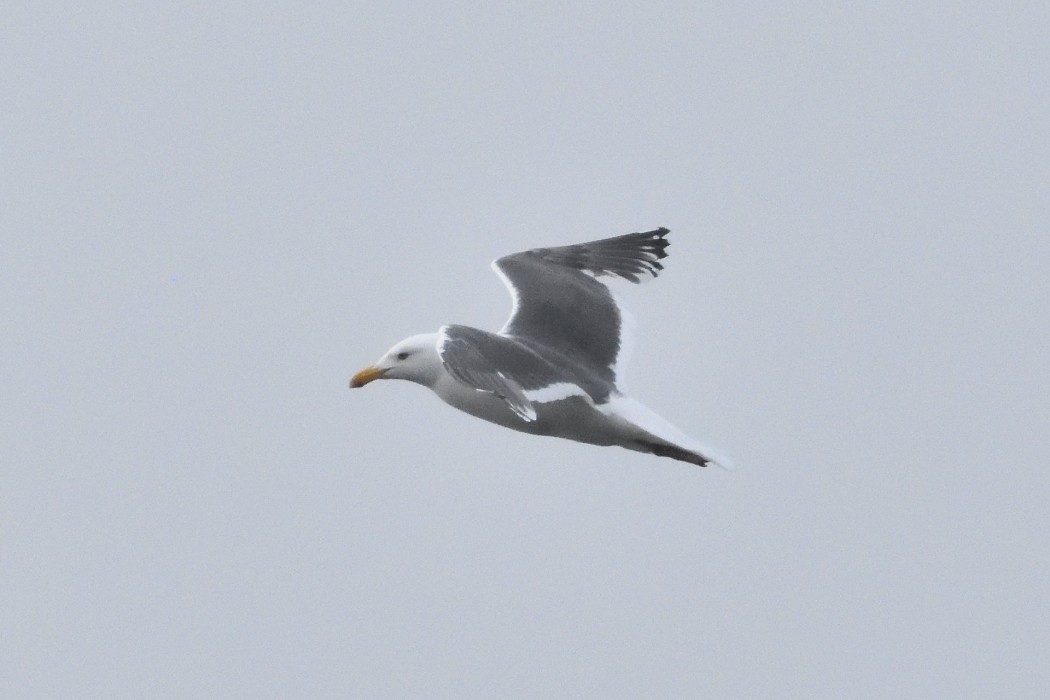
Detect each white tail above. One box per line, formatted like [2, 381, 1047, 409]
[599, 396, 734, 470]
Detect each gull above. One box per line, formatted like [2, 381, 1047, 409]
[350, 228, 731, 468]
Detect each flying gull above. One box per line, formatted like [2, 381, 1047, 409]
[350, 228, 731, 468]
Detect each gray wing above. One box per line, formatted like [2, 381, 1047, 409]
[437, 325, 572, 422]
[492, 228, 670, 382]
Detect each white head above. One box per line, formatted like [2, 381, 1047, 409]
[349, 333, 441, 389]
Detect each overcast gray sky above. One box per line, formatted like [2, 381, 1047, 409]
[3, 2, 1049, 697]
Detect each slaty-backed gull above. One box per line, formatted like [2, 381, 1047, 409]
[350, 228, 732, 468]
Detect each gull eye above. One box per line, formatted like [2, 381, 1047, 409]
[396, 351, 409, 361]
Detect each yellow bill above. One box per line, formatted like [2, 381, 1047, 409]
[349, 366, 386, 388]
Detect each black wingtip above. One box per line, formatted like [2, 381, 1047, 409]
[640, 226, 670, 239]
[514, 227, 673, 284]
[639, 440, 709, 467]
[642, 227, 670, 260]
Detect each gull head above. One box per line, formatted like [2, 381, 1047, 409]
[349, 333, 441, 388]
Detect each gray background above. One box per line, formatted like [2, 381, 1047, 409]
[3, 2, 1048, 697]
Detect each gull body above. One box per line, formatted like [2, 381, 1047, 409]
[350, 229, 731, 468]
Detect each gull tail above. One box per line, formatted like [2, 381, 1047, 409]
[599, 396, 734, 470]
